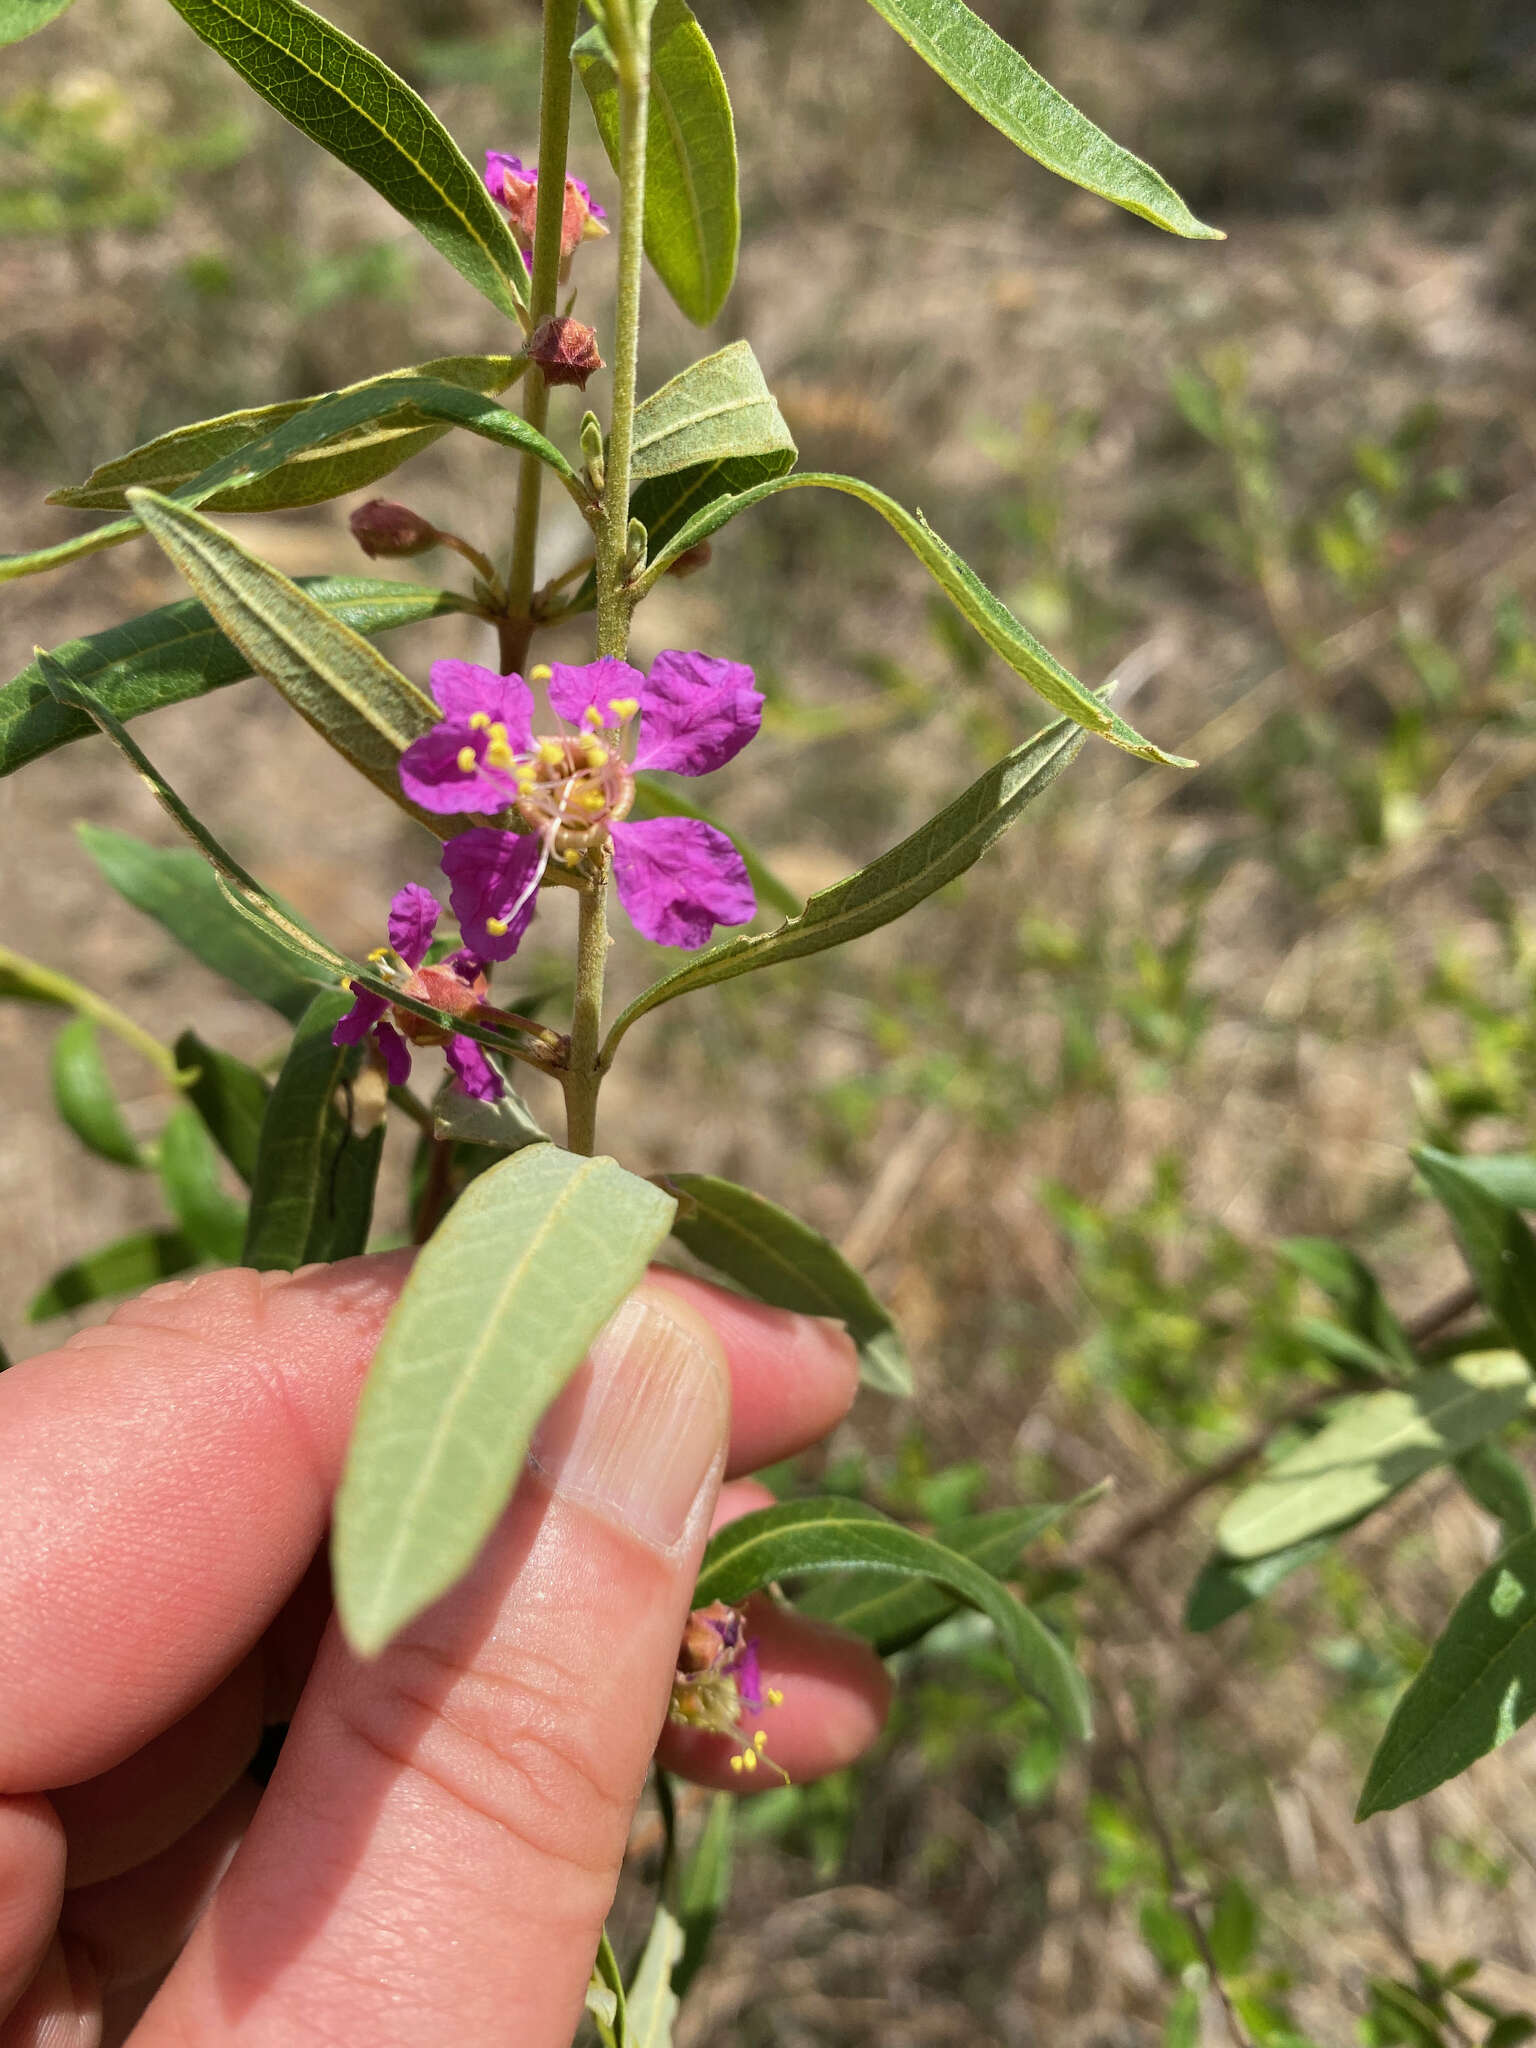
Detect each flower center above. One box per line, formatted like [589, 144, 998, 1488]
[512, 732, 635, 865]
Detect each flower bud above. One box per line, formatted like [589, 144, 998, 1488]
[667, 540, 714, 579]
[529, 315, 604, 391]
[348, 498, 440, 559]
[624, 517, 648, 573]
[580, 410, 606, 492]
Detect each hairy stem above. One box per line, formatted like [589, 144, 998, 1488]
[501, 0, 583, 672]
[564, 867, 610, 1155]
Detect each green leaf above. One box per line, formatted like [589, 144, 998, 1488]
[1216, 1352, 1534, 1562]
[243, 991, 384, 1271]
[641, 471, 1190, 766]
[3, 577, 467, 780]
[0, 0, 74, 43]
[28, 1230, 202, 1321]
[1184, 1533, 1338, 1633]
[694, 1496, 1092, 1737]
[860, 0, 1221, 239]
[630, 342, 790, 484]
[633, 776, 801, 918]
[795, 1497, 1094, 1654]
[126, 490, 447, 824]
[79, 824, 327, 1023]
[159, 0, 529, 318]
[51, 1016, 145, 1169]
[673, 1795, 733, 2000]
[588, 1930, 625, 2038]
[48, 354, 521, 512]
[1357, 1525, 1536, 1816]
[1281, 1236, 1415, 1369]
[334, 1149, 677, 1656]
[1429, 1154, 1536, 1211]
[576, 0, 738, 325]
[1292, 1314, 1400, 1384]
[623, 1901, 684, 2048]
[1415, 1148, 1536, 1366]
[159, 1103, 248, 1263]
[1455, 1442, 1536, 1545]
[176, 1031, 272, 1187]
[1486, 2017, 1536, 2048]
[430, 1065, 548, 1154]
[666, 1172, 908, 1394]
[1208, 1877, 1258, 1975]
[603, 710, 1087, 1060]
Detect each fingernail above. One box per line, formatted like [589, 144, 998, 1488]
[529, 1292, 729, 1551]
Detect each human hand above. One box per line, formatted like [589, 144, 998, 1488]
[0, 1254, 889, 2045]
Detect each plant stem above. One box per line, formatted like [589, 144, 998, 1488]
[0, 943, 188, 1087]
[501, 0, 583, 675]
[594, 10, 650, 664]
[564, 866, 609, 1155]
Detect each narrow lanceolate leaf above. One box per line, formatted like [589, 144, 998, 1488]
[159, 1103, 248, 1264]
[3, 578, 468, 779]
[796, 1497, 1097, 1653]
[1184, 1534, 1339, 1635]
[1415, 1147, 1536, 1366]
[624, 1903, 684, 2048]
[243, 991, 384, 1271]
[860, 0, 1221, 239]
[51, 1016, 145, 1169]
[630, 343, 794, 485]
[82, 826, 326, 1023]
[1216, 1352, 1534, 1562]
[1280, 1236, 1416, 1370]
[176, 1032, 272, 1186]
[640, 472, 1189, 766]
[603, 711, 1087, 1059]
[0, 0, 74, 43]
[1456, 1442, 1536, 1545]
[126, 490, 446, 823]
[1357, 1527, 1536, 1817]
[48, 355, 521, 512]
[666, 1173, 909, 1394]
[674, 1795, 733, 2000]
[28, 1230, 202, 1320]
[694, 1497, 1092, 1737]
[334, 1150, 677, 1656]
[1429, 1153, 1536, 1213]
[576, 0, 739, 325]
[159, 0, 529, 318]
[633, 777, 801, 918]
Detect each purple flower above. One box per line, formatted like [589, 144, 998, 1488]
[332, 882, 503, 1101]
[483, 150, 608, 265]
[397, 651, 763, 954]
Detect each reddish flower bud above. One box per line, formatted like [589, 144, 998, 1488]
[667, 540, 714, 579]
[529, 315, 604, 391]
[349, 498, 439, 559]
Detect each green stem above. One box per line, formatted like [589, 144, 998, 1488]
[563, 866, 609, 1155]
[594, 11, 651, 664]
[0, 943, 188, 1087]
[502, 0, 583, 673]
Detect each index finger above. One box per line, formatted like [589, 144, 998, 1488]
[0, 1255, 858, 1791]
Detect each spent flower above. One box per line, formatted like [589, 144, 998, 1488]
[398, 652, 762, 954]
[483, 150, 608, 276]
[332, 883, 505, 1101]
[670, 1601, 786, 1778]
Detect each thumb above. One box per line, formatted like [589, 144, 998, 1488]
[136, 1284, 731, 2048]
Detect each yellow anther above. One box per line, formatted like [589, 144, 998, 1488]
[561, 848, 581, 868]
[515, 766, 537, 788]
[538, 739, 566, 767]
[577, 788, 607, 813]
[456, 745, 477, 773]
[581, 705, 605, 730]
[741, 1749, 758, 1771]
[367, 946, 390, 964]
[586, 744, 609, 768]
[485, 915, 510, 937]
[468, 711, 491, 731]
[753, 1730, 768, 1751]
[486, 739, 517, 772]
[530, 662, 552, 683]
[729, 1754, 745, 1773]
[607, 696, 639, 721]
[766, 1687, 784, 1708]
[489, 721, 508, 743]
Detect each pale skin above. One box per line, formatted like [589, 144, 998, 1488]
[0, 1254, 890, 2045]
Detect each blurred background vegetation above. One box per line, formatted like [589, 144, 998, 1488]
[4, 0, 1536, 2040]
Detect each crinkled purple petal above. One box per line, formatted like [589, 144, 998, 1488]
[374, 1020, 412, 1088]
[633, 650, 763, 777]
[734, 1639, 764, 1716]
[483, 150, 529, 204]
[546, 655, 646, 729]
[428, 661, 535, 751]
[440, 826, 544, 961]
[332, 986, 388, 1045]
[398, 726, 519, 816]
[446, 1033, 504, 1102]
[440, 947, 487, 987]
[610, 815, 756, 949]
[387, 882, 441, 968]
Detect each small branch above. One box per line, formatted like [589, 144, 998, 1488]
[412, 1137, 457, 1244]
[562, 868, 610, 1156]
[0, 942, 189, 1088]
[593, 9, 650, 663]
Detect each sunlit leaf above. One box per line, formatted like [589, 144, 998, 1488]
[334, 1148, 676, 1656]
[158, 0, 530, 317]
[1184, 1533, 1339, 1634]
[603, 711, 1087, 1059]
[1216, 1352, 1533, 1562]
[861, 0, 1221, 238]
[576, 0, 739, 325]
[159, 1102, 248, 1263]
[695, 1496, 1092, 1736]
[666, 1172, 908, 1393]
[629, 342, 790, 484]
[51, 1015, 145, 1169]
[0, 0, 74, 43]
[624, 1901, 683, 2047]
